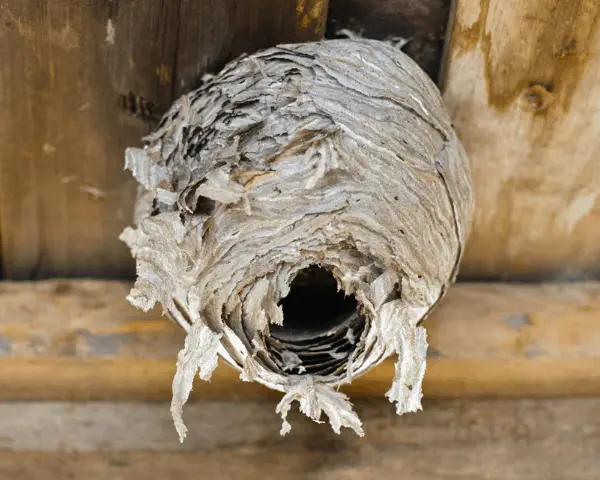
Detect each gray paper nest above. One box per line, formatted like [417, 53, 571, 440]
[120, 39, 473, 440]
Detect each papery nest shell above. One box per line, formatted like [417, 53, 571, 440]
[120, 38, 473, 440]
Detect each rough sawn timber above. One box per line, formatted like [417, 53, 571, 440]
[443, 0, 600, 280]
[0, 279, 599, 400]
[0, 398, 598, 479]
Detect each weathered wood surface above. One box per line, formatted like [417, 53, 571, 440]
[326, 0, 451, 80]
[0, 398, 598, 479]
[1, 279, 599, 400]
[443, 0, 600, 280]
[0, 0, 327, 280]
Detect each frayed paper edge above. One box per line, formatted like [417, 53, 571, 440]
[377, 291, 429, 416]
[171, 321, 222, 442]
[386, 325, 427, 414]
[276, 376, 364, 437]
[336, 28, 411, 51]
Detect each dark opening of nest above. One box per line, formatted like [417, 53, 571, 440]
[267, 266, 366, 376]
[276, 266, 356, 336]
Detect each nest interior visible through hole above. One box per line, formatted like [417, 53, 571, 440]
[266, 266, 366, 377]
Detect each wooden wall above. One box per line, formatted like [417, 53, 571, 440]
[1, 0, 599, 283]
[1, 4, 599, 475]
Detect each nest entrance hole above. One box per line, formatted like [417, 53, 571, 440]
[267, 266, 366, 376]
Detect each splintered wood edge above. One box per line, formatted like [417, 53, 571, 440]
[0, 280, 599, 400]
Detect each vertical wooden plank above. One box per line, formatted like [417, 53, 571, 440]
[0, 0, 328, 280]
[442, 0, 600, 280]
[0, 0, 180, 279]
[173, 0, 329, 97]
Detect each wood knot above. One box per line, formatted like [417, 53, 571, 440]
[520, 84, 554, 112]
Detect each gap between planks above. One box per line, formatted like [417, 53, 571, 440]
[0, 280, 599, 400]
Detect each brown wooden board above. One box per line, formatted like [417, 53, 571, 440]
[442, 0, 600, 280]
[326, 0, 452, 80]
[0, 398, 599, 479]
[0, 0, 328, 280]
[0, 280, 599, 400]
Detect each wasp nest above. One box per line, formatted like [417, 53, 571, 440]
[121, 39, 473, 440]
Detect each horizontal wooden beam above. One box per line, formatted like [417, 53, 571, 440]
[0, 398, 599, 478]
[0, 280, 599, 400]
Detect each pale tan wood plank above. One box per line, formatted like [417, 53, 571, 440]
[443, 0, 600, 280]
[0, 280, 599, 400]
[0, 399, 598, 479]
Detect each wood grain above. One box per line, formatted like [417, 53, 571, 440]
[0, 279, 599, 400]
[0, 0, 328, 280]
[0, 398, 598, 479]
[443, 0, 600, 280]
[326, 0, 451, 80]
